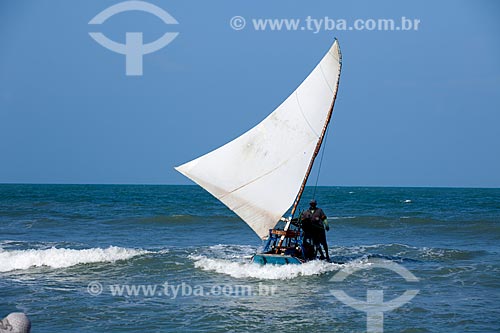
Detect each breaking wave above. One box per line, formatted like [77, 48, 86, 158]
[188, 242, 489, 280]
[190, 255, 346, 280]
[189, 244, 372, 280]
[0, 246, 149, 273]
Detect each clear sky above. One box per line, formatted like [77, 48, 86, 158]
[0, 0, 499, 187]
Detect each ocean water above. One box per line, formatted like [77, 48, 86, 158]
[0, 184, 499, 332]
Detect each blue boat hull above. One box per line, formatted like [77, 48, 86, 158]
[252, 253, 303, 265]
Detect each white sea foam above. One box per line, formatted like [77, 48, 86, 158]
[0, 246, 148, 272]
[190, 244, 375, 280]
[190, 255, 359, 280]
[331, 216, 356, 220]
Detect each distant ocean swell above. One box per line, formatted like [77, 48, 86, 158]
[114, 214, 500, 235]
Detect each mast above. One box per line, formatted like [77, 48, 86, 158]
[279, 40, 342, 240]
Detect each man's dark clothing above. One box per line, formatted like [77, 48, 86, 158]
[301, 207, 329, 260]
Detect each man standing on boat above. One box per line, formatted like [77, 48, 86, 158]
[301, 200, 330, 261]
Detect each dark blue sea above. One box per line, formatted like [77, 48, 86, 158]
[0, 185, 499, 332]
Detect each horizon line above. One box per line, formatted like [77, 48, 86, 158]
[0, 182, 499, 190]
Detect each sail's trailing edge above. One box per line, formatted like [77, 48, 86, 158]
[175, 39, 342, 239]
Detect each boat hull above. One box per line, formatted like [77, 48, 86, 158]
[252, 253, 303, 265]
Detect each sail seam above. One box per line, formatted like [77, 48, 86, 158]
[319, 62, 335, 94]
[220, 139, 316, 200]
[295, 91, 320, 138]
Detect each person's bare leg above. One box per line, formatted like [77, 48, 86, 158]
[322, 240, 330, 261]
[317, 244, 325, 259]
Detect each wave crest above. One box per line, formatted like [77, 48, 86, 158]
[190, 255, 354, 280]
[0, 246, 148, 272]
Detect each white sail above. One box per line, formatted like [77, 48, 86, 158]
[175, 39, 342, 239]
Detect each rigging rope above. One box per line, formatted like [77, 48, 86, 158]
[312, 127, 330, 200]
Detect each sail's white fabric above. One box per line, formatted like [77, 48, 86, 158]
[175, 40, 341, 239]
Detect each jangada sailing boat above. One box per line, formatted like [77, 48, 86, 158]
[175, 39, 342, 265]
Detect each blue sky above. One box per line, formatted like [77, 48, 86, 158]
[0, 0, 499, 187]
